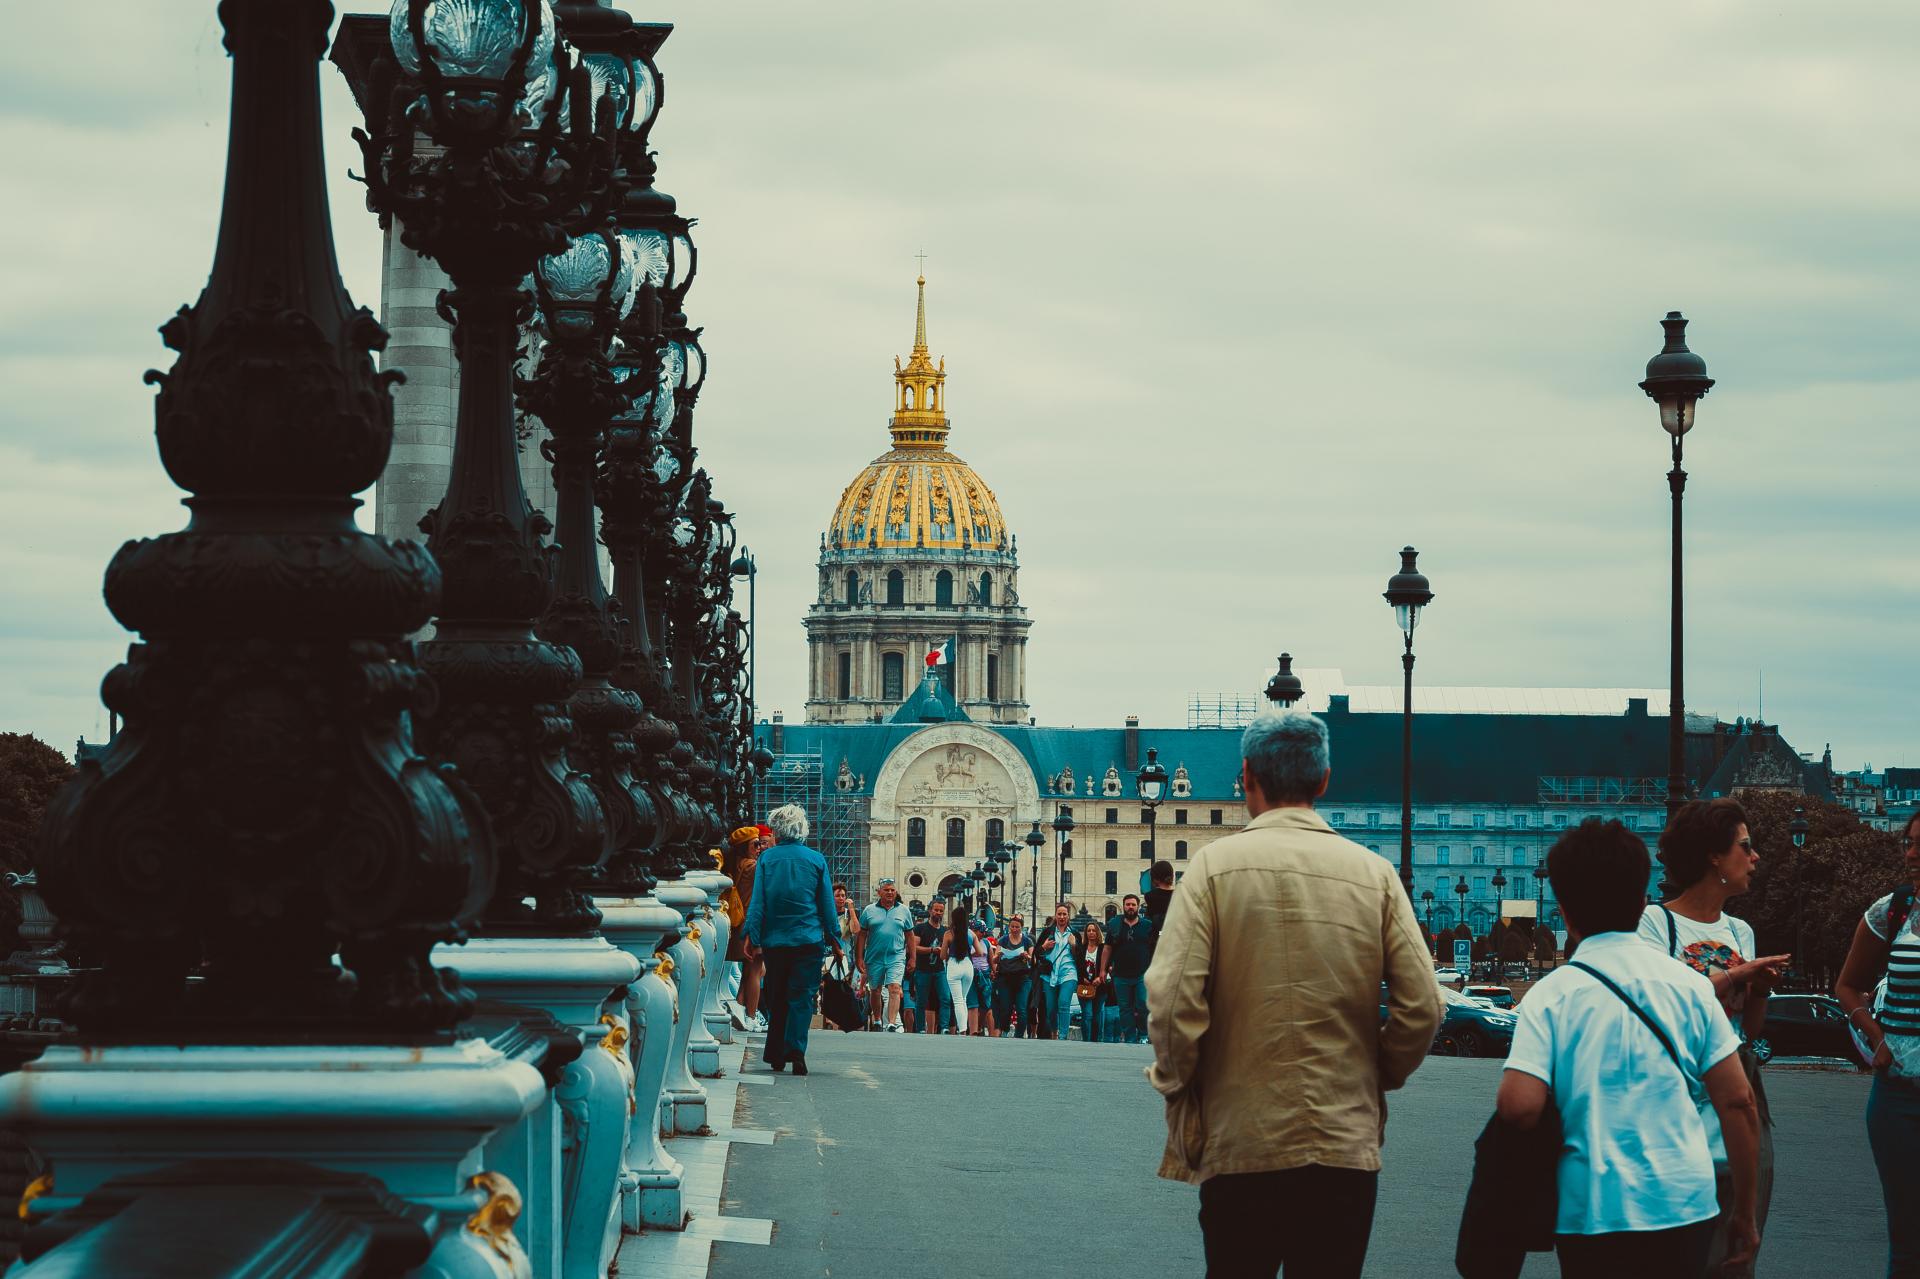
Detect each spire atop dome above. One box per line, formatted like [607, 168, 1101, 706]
[890, 270, 948, 449]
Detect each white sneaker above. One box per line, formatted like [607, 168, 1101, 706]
[886, 1021, 904, 1033]
[727, 1002, 750, 1031]
[752, 1012, 768, 1033]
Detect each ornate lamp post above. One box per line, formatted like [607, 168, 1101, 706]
[1790, 804, 1810, 988]
[1639, 312, 1714, 823]
[1455, 877, 1470, 942]
[730, 548, 757, 715]
[351, 0, 622, 935]
[1385, 547, 1434, 899]
[1025, 823, 1046, 924]
[1052, 804, 1075, 912]
[1137, 747, 1169, 867]
[1421, 890, 1436, 956]
[1265, 653, 1305, 709]
[1490, 868, 1508, 977]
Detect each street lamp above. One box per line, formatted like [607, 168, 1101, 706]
[1265, 653, 1305, 709]
[1053, 804, 1075, 912]
[1639, 311, 1714, 823]
[1454, 877, 1470, 935]
[1384, 547, 1434, 899]
[730, 549, 756, 716]
[1420, 890, 1436, 955]
[1790, 804, 1810, 988]
[1490, 869, 1508, 977]
[1137, 747, 1169, 870]
[1025, 822, 1046, 924]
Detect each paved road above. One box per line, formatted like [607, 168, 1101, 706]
[707, 1033, 1886, 1278]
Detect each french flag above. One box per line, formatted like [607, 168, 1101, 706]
[925, 639, 951, 668]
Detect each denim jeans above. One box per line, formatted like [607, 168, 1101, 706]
[1867, 1072, 1920, 1277]
[997, 972, 1035, 1035]
[911, 967, 951, 1032]
[760, 943, 824, 1064]
[1112, 975, 1148, 1042]
[1046, 979, 1075, 1040]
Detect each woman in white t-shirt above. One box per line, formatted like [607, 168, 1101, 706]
[1835, 810, 1920, 1276]
[1641, 798, 1789, 1279]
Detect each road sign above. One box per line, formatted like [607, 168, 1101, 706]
[1453, 939, 1472, 972]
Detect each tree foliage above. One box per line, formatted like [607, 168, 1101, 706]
[0, 733, 76, 950]
[1718, 789, 1905, 984]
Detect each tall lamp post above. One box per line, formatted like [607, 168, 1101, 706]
[729, 548, 756, 713]
[1137, 747, 1169, 869]
[1421, 890, 1436, 956]
[1639, 311, 1714, 823]
[1385, 548, 1435, 899]
[1053, 804, 1075, 912]
[1490, 868, 1508, 978]
[1025, 822, 1046, 924]
[1790, 804, 1810, 989]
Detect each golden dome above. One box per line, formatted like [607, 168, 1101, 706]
[826, 274, 1010, 553]
[829, 447, 1009, 552]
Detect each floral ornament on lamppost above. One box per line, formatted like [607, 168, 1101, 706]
[348, 0, 640, 934]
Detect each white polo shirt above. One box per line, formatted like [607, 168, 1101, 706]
[1505, 930, 1740, 1236]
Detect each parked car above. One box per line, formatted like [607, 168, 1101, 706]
[1755, 993, 1867, 1066]
[1383, 983, 1517, 1058]
[1463, 985, 1516, 1010]
[1432, 967, 1465, 985]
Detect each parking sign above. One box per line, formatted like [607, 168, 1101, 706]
[1453, 939, 1472, 973]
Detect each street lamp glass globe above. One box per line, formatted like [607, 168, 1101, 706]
[1136, 748, 1169, 805]
[669, 228, 697, 294]
[389, 0, 559, 124]
[1395, 603, 1418, 635]
[621, 228, 670, 291]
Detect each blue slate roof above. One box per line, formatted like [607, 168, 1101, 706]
[756, 698, 1699, 806]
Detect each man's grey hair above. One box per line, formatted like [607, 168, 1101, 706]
[1240, 711, 1331, 804]
[767, 804, 810, 843]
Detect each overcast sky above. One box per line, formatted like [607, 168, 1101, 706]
[2, 2, 1915, 771]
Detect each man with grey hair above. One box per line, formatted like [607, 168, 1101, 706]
[743, 804, 843, 1074]
[1146, 711, 1441, 1277]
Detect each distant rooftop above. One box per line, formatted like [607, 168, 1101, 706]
[1199, 671, 1715, 724]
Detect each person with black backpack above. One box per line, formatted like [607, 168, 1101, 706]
[1835, 810, 1920, 1277]
[1490, 818, 1759, 1277]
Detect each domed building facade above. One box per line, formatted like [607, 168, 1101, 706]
[804, 277, 1032, 724]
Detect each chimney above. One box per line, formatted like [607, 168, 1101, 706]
[771, 711, 785, 755]
[1627, 697, 1648, 717]
[1327, 694, 1350, 715]
[1124, 716, 1140, 771]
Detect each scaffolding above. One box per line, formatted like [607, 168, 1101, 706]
[752, 750, 870, 891]
[1188, 693, 1263, 730]
[1537, 775, 1669, 806]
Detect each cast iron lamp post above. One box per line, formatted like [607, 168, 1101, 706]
[1137, 747, 1169, 867]
[1053, 804, 1075, 912]
[729, 548, 757, 716]
[350, 0, 636, 933]
[1490, 868, 1508, 977]
[37, 0, 493, 1035]
[1790, 804, 1810, 988]
[1265, 653, 1305, 709]
[1639, 311, 1714, 823]
[1385, 547, 1434, 900]
[1421, 890, 1436, 956]
[1454, 877, 1470, 939]
[1026, 822, 1046, 924]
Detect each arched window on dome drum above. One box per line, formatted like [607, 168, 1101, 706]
[837, 652, 851, 700]
[906, 818, 926, 857]
[987, 654, 1000, 701]
[946, 817, 966, 858]
[935, 570, 953, 606]
[986, 818, 1004, 847]
[882, 652, 904, 701]
[904, 386, 916, 410]
[886, 570, 904, 606]
[979, 572, 993, 605]
[845, 571, 858, 604]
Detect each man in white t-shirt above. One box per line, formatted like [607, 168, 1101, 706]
[1495, 818, 1760, 1277]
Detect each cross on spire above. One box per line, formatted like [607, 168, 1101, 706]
[914, 248, 927, 279]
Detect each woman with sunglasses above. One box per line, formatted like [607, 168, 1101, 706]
[1835, 810, 1920, 1277]
[1640, 798, 1789, 1278]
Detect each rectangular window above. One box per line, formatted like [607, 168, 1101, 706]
[1436, 875, 1451, 892]
[1106, 807, 1119, 825]
[1513, 813, 1528, 829]
[1514, 876, 1529, 898]
[1138, 810, 1151, 825]
[1366, 813, 1380, 827]
[1437, 814, 1450, 828]
[1552, 814, 1567, 829]
[1471, 847, 1486, 865]
[1472, 813, 1486, 829]
[1174, 871, 1184, 884]
[1104, 839, 1118, 859]
[1330, 812, 1345, 826]
[1210, 809, 1223, 826]
[1104, 871, 1118, 895]
[1174, 809, 1188, 826]
[1175, 840, 1188, 860]
[1062, 870, 1073, 896]
[882, 652, 904, 701]
[1140, 840, 1152, 860]
[987, 653, 1000, 701]
[1437, 847, 1451, 865]
[836, 651, 851, 700]
[1473, 876, 1488, 893]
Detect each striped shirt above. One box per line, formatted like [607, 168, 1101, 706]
[1865, 891, 1920, 1079]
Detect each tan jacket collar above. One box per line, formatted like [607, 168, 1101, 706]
[1242, 806, 1334, 835]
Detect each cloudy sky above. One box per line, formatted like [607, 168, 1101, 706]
[2, 2, 1914, 771]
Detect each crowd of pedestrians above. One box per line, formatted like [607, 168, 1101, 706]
[727, 712, 1920, 1278]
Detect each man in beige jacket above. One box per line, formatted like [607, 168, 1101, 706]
[1146, 710, 1442, 1278]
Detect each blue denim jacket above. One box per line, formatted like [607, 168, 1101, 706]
[742, 841, 838, 949]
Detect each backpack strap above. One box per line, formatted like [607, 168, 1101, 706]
[1658, 905, 1679, 958]
[1891, 884, 1917, 939]
[1569, 961, 1685, 1076]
